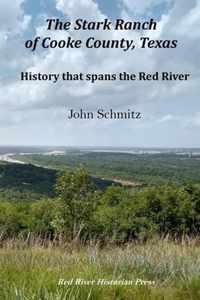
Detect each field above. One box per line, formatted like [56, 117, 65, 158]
[0, 238, 200, 300]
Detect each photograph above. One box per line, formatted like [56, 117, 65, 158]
[0, 0, 200, 299]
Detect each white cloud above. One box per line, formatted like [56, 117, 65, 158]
[0, 0, 200, 146]
[157, 114, 174, 123]
[56, 0, 102, 19]
[173, 1, 200, 38]
[187, 112, 200, 128]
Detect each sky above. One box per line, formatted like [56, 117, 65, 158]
[0, 0, 200, 147]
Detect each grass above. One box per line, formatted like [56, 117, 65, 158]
[0, 238, 199, 299]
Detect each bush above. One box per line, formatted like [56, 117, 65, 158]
[0, 168, 199, 241]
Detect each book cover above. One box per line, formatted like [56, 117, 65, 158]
[0, 0, 199, 299]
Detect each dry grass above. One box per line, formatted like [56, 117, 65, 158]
[0, 237, 199, 299]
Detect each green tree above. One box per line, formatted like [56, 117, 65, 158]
[55, 167, 96, 239]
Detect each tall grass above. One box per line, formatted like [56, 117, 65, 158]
[0, 237, 199, 299]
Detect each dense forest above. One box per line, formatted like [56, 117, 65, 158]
[0, 162, 120, 201]
[14, 151, 200, 185]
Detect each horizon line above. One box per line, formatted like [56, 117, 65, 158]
[0, 145, 200, 149]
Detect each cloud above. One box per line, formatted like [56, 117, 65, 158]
[157, 114, 174, 123]
[0, 0, 31, 72]
[56, 0, 102, 19]
[0, 0, 30, 33]
[0, 0, 200, 146]
[121, 0, 172, 15]
[173, 1, 200, 38]
[186, 112, 200, 128]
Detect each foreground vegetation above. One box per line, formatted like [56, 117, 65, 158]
[0, 238, 200, 300]
[0, 167, 199, 240]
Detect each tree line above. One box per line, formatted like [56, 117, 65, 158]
[0, 167, 199, 242]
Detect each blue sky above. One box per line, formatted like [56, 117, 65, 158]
[0, 0, 200, 147]
[23, 0, 120, 20]
[22, 0, 171, 28]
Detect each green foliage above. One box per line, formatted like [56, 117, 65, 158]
[55, 168, 93, 202]
[55, 168, 101, 239]
[93, 189, 151, 242]
[0, 150, 199, 299]
[0, 163, 57, 200]
[15, 151, 200, 185]
[0, 163, 119, 202]
[0, 200, 58, 237]
[0, 167, 199, 241]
